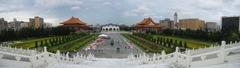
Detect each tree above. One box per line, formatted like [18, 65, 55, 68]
[40, 40, 43, 46]
[156, 37, 159, 44]
[184, 42, 187, 48]
[35, 41, 38, 47]
[179, 41, 183, 47]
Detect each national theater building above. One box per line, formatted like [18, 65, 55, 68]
[60, 17, 90, 32]
[134, 17, 160, 33]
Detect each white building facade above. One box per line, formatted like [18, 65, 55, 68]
[101, 24, 120, 31]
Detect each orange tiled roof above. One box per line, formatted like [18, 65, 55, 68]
[136, 17, 160, 27]
[137, 17, 158, 25]
[61, 16, 87, 25]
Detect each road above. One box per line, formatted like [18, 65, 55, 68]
[78, 32, 144, 58]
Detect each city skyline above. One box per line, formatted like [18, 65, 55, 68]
[0, 0, 240, 26]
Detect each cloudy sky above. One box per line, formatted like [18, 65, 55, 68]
[0, 0, 240, 26]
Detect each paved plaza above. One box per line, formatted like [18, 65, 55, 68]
[78, 32, 143, 58]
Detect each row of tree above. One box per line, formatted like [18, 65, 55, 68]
[144, 29, 240, 44]
[35, 33, 87, 48]
[122, 34, 164, 53]
[0, 27, 75, 42]
[151, 37, 187, 48]
[133, 33, 187, 49]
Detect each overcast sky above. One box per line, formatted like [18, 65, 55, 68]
[0, 0, 240, 26]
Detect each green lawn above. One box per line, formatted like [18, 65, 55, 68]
[152, 35, 212, 48]
[11, 33, 98, 53]
[11, 37, 58, 48]
[123, 33, 213, 53]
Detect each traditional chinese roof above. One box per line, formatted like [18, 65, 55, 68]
[137, 17, 156, 25]
[61, 16, 87, 25]
[135, 17, 160, 27]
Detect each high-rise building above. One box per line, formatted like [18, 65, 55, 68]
[0, 18, 8, 31]
[43, 23, 52, 28]
[205, 22, 218, 32]
[159, 18, 174, 30]
[29, 16, 44, 29]
[20, 22, 29, 28]
[221, 16, 240, 32]
[8, 18, 24, 30]
[174, 12, 178, 28]
[178, 18, 205, 30]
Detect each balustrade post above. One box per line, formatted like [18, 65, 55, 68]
[143, 53, 147, 64]
[76, 52, 79, 58]
[44, 46, 47, 53]
[30, 57, 36, 68]
[218, 41, 226, 63]
[15, 56, 21, 61]
[153, 53, 156, 63]
[174, 47, 179, 62]
[14, 47, 17, 51]
[87, 53, 92, 60]
[27, 48, 29, 51]
[161, 50, 166, 63]
[66, 52, 69, 59]
[56, 50, 61, 62]
[80, 54, 83, 58]
[138, 54, 142, 64]
[128, 53, 134, 64]
[186, 50, 192, 68]
[201, 55, 206, 61]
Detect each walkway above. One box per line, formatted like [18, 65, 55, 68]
[49, 57, 240, 68]
[78, 32, 143, 58]
[49, 58, 169, 68]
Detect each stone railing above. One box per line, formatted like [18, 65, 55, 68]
[0, 46, 94, 68]
[127, 41, 240, 68]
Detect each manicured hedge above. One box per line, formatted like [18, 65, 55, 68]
[48, 34, 98, 53]
[122, 34, 174, 53]
[34, 33, 87, 48]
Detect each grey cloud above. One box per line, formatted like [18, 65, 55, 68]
[0, 0, 240, 25]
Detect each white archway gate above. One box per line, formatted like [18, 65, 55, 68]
[101, 24, 120, 32]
